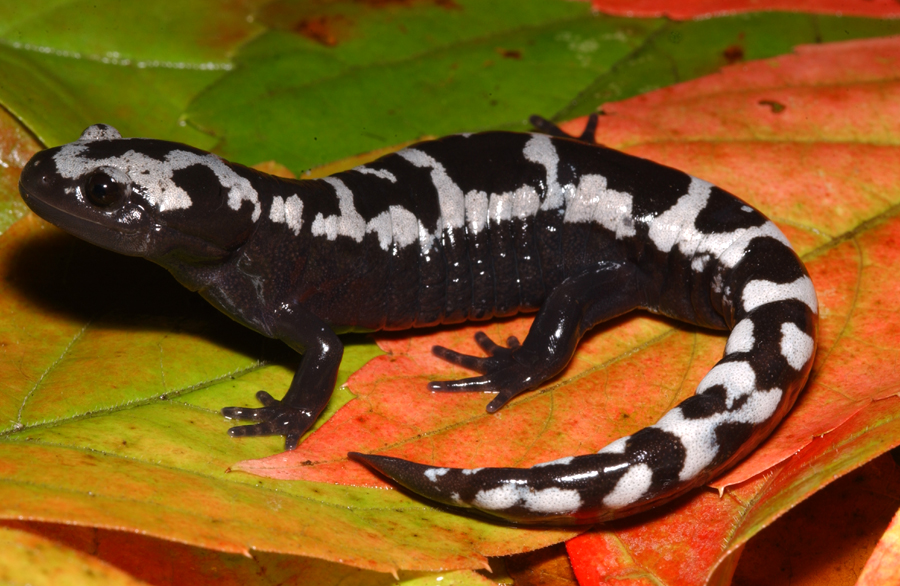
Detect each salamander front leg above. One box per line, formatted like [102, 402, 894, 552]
[430, 261, 646, 412]
[222, 304, 343, 450]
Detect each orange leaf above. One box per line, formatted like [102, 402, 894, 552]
[0, 524, 151, 586]
[239, 315, 681, 487]
[1, 520, 499, 586]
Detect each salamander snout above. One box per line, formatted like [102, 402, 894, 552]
[18, 148, 60, 202]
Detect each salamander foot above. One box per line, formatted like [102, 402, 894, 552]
[429, 331, 547, 412]
[222, 391, 316, 450]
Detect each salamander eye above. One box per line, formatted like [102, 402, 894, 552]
[84, 170, 128, 207]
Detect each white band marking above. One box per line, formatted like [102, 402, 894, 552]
[424, 467, 450, 482]
[780, 322, 815, 370]
[742, 276, 818, 314]
[473, 483, 583, 515]
[653, 387, 783, 481]
[602, 463, 653, 509]
[725, 319, 755, 355]
[269, 195, 304, 235]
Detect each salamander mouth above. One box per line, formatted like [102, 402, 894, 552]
[19, 187, 140, 237]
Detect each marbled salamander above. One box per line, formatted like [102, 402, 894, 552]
[18, 119, 817, 524]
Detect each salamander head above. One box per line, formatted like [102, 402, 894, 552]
[18, 124, 261, 262]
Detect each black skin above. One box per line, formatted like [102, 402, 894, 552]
[18, 114, 727, 452]
[223, 115, 606, 448]
[18, 117, 819, 524]
[429, 260, 646, 412]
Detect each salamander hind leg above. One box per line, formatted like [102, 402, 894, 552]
[430, 332, 521, 380]
[429, 261, 646, 413]
[429, 331, 538, 412]
[530, 113, 600, 144]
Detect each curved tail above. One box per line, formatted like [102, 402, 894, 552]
[352, 259, 817, 524]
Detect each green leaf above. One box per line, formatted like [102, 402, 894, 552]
[0, 108, 40, 234]
[0, 0, 263, 148]
[186, 0, 663, 172]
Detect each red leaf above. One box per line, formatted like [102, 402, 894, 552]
[239, 35, 900, 576]
[237, 315, 687, 486]
[588, 0, 900, 19]
[857, 505, 900, 586]
[731, 454, 900, 586]
[571, 448, 900, 586]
